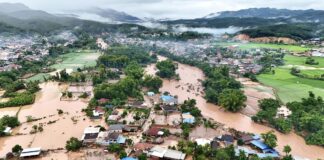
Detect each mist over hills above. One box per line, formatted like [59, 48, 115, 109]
[0, 3, 324, 40]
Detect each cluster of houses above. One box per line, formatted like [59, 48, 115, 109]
[192, 133, 280, 159]
[81, 126, 127, 146]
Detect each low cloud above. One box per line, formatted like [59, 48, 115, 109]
[0, 0, 323, 19]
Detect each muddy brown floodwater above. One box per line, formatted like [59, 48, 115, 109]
[0, 82, 106, 159]
[145, 56, 324, 160]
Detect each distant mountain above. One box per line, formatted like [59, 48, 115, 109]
[0, 3, 30, 14]
[71, 7, 142, 23]
[204, 8, 324, 22]
[0, 3, 148, 35]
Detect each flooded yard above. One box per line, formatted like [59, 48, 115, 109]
[145, 55, 324, 159]
[0, 82, 105, 158]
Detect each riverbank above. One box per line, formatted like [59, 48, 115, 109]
[145, 55, 324, 159]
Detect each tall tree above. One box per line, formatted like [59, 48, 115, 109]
[219, 89, 247, 112]
[261, 131, 278, 148]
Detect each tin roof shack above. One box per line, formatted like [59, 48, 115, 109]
[20, 147, 41, 158]
[81, 127, 100, 143]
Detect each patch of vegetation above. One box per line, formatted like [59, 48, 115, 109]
[156, 59, 177, 79]
[305, 57, 319, 65]
[65, 137, 82, 151]
[252, 98, 292, 133]
[286, 92, 324, 146]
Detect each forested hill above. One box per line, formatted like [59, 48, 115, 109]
[210, 8, 324, 22]
[239, 23, 323, 41]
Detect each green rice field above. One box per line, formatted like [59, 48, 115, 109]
[284, 54, 324, 68]
[258, 67, 324, 104]
[216, 42, 310, 52]
[27, 50, 101, 82]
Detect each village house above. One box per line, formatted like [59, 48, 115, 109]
[96, 131, 126, 146]
[148, 146, 186, 160]
[160, 95, 178, 105]
[239, 134, 254, 145]
[146, 126, 164, 137]
[108, 124, 124, 133]
[92, 107, 105, 118]
[182, 112, 195, 124]
[195, 138, 211, 146]
[276, 106, 292, 119]
[123, 125, 140, 132]
[107, 115, 120, 122]
[81, 127, 100, 143]
[219, 134, 235, 146]
[161, 105, 178, 113]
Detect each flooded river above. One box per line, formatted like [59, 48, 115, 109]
[145, 56, 324, 159]
[0, 82, 105, 159]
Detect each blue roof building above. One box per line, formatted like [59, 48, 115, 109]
[250, 140, 270, 150]
[122, 157, 138, 160]
[160, 95, 178, 105]
[117, 135, 126, 144]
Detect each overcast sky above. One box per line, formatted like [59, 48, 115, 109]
[0, 0, 323, 19]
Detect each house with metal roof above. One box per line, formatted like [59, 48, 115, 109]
[108, 124, 124, 133]
[20, 147, 41, 158]
[160, 95, 178, 105]
[148, 146, 186, 160]
[81, 127, 100, 143]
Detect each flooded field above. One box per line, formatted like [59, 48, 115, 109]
[238, 78, 276, 116]
[0, 82, 105, 159]
[145, 56, 324, 159]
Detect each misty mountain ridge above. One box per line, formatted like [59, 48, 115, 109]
[76, 7, 142, 23]
[204, 7, 324, 22]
